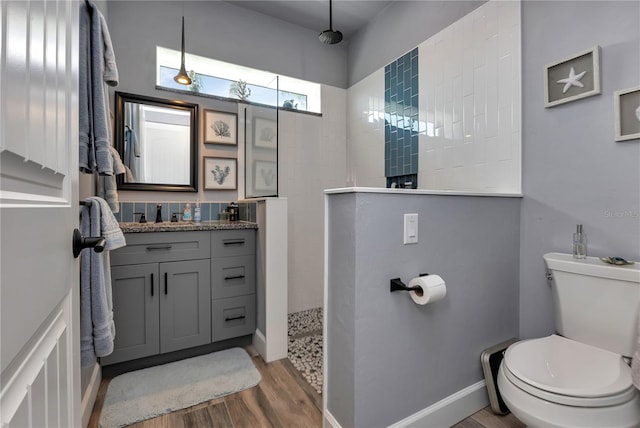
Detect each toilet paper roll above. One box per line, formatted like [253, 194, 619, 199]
[408, 275, 446, 305]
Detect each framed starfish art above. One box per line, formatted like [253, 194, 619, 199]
[544, 46, 600, 108]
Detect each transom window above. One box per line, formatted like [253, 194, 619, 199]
[156, 47, 321, 114]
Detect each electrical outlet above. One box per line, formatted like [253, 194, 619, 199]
[404, 213, 418, 244]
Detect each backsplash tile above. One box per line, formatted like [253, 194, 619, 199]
[116, 201, 257, 224]
[385, 47, 419, 188]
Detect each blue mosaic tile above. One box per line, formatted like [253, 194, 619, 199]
[200, 203, 211, 221]
[211, 203, 221, 220]
[121, 202, 133, 222]
[385, 47, 419, 186]
[169, 203, 180, 220]
[113, 207, 122, 222]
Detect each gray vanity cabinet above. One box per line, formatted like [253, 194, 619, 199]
[211, 230, 256, 342]
[102, 232, 211, 365]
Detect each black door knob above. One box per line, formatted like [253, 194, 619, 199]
[72, 228, 106, 258]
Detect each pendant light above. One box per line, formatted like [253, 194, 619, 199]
[174, 16, 192, 85]
[319, 0, 343, 45]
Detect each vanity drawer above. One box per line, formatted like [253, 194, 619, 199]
[111, 231, 210, 266]
[212, 295, 256, 342]
[211, 255, 256, 299]
[211, 230, 255, 257]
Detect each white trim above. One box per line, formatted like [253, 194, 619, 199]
[0, 295, 75, 426]
[322, 194, 330, 421]
[323, 409, 343, 428]
[388, 381, 489, 428]
[324, 187, 523, 198]
[251, 198, 288, 363]
[253, 328, 267, 358]
[81, 363, 102, 428]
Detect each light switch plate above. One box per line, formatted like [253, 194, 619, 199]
[404, 213, 418, 244]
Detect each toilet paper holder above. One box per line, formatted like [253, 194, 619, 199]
[390, 273, 429, 293]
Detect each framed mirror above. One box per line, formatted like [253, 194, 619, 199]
[115, 92, 198, 191]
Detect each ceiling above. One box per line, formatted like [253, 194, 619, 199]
[224, 0, 395, 40]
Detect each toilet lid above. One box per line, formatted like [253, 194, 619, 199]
[503, 335, 632, 398]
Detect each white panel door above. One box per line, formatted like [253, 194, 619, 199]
[0, 1, 80, 426]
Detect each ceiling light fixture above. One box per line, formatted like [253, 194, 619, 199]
[319, 0, 343, 45]
[174, 16, 192, 85]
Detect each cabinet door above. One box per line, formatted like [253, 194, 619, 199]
[160, 259, 211, 353]
[101, 264, 160, 365]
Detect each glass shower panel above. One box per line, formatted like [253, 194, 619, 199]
[245, 76, 278, 198]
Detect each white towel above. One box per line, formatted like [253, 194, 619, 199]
[632, 315, 640, 389]
[80, 196, 126, 368]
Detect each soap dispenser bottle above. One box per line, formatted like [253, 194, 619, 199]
[183, 203, 192, 222]
[573, 224, 587, 259]
[194, 201, 201, 222]
[155, 204, 163, 223]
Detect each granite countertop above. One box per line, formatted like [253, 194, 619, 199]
[119, 220, 258, 233]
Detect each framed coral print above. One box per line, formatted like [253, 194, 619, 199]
[254, 118, 277, 149]
[203, 157, 237, 190]
[614, 86, 640, 142]
[544, 46, 600, 108]
[254, 161, 277, 192]
[203, 109, 237, 145]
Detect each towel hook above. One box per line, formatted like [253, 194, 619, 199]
[72, 228, 106, 258]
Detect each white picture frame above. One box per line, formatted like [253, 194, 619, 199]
[614, 86, 640, 142]
[544, 46, 601, 108]
[203, 157, 237, 190]
[203, 109, 237, 145]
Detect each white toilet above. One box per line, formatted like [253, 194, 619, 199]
[498, 252, 640, 428]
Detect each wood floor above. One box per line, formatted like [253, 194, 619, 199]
[89, 346, 523, 428]
[88, 346, 322, 428]
[453, 408, 525, 428]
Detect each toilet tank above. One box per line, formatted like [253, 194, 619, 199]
[544, 252, 640, 357]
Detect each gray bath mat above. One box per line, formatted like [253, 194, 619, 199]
[99, 347, 261, 427]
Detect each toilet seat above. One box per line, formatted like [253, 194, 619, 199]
[503, 335, 635, 407]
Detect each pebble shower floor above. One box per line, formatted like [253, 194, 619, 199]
[287, 308, 323, 395]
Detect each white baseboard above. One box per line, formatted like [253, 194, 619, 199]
[389, 380, 488, 428]
[253, 329, 267, 359]
[81, 363, 101, 428]
[323, 409, 343, 428]
[324, 381, 487, 428]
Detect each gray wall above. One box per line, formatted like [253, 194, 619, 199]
[347, 0, 485, 86]
[108, 1, 347, 90]
[326, 193, 357, 427]
[519, 1, 640, 339]
[327, 192, 520, 427]
[106, 1, 348, 203]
